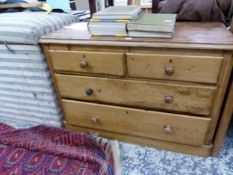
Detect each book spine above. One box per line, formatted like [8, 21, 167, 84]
[127, 23, 173, 33]
[90, 19, 129, 23]
[87, 21, 91, 35]
[91, 33, 128, 37]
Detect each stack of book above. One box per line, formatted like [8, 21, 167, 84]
[127, 13, 177, 38]
[88, 6, 141, 36]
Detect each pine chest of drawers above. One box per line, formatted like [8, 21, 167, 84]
[40, 22, 233, 156]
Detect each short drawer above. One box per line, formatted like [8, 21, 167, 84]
[56, 74, 216, 115]
[49, 50, 125, 76]
[63, 100, 211, 146]
[126, 53, 223, 84]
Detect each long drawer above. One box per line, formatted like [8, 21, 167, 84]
[56, 74, 216, 115]
[63, 100, 211, 146]
[127, 53, 223, 84]
[49, 50, 125, 76]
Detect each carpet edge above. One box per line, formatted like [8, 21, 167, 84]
[111, 140, 122, 175]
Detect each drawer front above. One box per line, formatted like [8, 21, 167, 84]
[49, 51, 125, 76]
[63, 100, 211, 146]
[56, 74, 216, 115]
[127, 53, 223, 84]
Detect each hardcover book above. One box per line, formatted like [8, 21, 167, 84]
[92, 5, 142, 20]
[127, 13, 177, 33]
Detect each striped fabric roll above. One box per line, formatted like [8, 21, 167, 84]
[0, 12, 78, 127]
[0, 12, 78, 45]
[0, 44, 63, 126]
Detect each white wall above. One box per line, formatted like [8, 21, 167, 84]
[96, 0, 105, 11]
[75, 0, 90, 10]
[75, 0, 105, 11]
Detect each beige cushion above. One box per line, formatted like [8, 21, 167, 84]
[0, 12, 78, 44]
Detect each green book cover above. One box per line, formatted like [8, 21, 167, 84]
[128, 13, 177, 32]
[93, 5, 141, 20]
[132, 13, 176, 25]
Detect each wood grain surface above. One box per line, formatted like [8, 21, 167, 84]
[127, 53, 223, 84]
[63, 100, 211, 146]
[40, 23, 233, 50]
[56, 74, 216, 115]
[49, 50, 125, 76]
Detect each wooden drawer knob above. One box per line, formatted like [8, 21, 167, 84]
[90, 117, 99, 123]
[164, 125, 173, 134]
[80, 59, 88, 68]
[165, 65, 175, 76]
[164, 95, 173, 104]
[85, 88, 94, 96]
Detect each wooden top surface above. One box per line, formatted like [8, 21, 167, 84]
[40, 22, 233, 50]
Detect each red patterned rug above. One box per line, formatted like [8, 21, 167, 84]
[0, 123, 121, 175]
